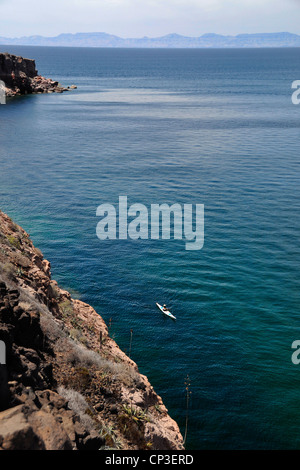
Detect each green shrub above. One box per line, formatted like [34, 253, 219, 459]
[7, 236, 21, 250]
[117, 410, 149, 449]
[122, 405, 150, 423]
[59, 299, 74, 317]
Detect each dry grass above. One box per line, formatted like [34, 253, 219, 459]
[57, 386, 95, 431]
[57, 338, 140, 388]
[0, 261, 17, 280]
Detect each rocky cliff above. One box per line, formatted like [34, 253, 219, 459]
[0, 210, 184, 450]
[0, 53, 72, 97]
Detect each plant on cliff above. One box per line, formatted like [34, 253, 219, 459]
[67, 367, 91, 390]
[1, 261, 17, 280]
[128, 328, 133, 358]
[59, 299, 84, 331]
[0, 210, 184, 450]
[183, 374, 192, 446]
[59, 299, 73, 317]
[57, 386, 94, 432]
[117, 405, 151, 450]
[7, 235, 21, 250]
[122, 404, 150, 423]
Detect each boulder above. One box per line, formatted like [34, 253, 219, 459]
[0, 405, 45, 450]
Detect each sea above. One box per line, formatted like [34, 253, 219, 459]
[0, 46, 300, 449]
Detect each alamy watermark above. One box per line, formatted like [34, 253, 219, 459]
[291, 341, 300, 364]
[96, 196, 204, 251]
[0, 80, 6, 105]
[0, 340, 6, 365]
[291, 81, 300, 105]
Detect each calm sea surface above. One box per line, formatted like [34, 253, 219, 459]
[1, 46, 300, 449]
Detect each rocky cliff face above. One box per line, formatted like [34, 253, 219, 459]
[0, 210, 184, 450]
[0, 53, 71, 97]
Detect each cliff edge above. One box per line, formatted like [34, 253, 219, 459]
[0, 53, 72, 97]
[0, 210, 184, 450]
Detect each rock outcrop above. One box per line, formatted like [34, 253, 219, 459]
[0, 210, 184, 450]
[0, 53, 72, 97]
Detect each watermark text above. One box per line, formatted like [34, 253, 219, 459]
[0, 340, 6, 365]
[0, 80, 6, 105]
[96, 197, 204, 251]
[291, 80, 300, 105]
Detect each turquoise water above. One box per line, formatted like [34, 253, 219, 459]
[1, 46, 300, 449]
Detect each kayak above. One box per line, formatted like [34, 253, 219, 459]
[156, 303, 176, 320]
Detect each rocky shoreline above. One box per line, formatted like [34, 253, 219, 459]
[0, 210, 184, 450]
[0, 52, 76, 97]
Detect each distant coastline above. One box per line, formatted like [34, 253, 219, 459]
[1, 31, 300, 48]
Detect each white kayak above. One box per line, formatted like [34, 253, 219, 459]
[156, 303, 176, 320]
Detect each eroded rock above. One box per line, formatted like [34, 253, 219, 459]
[0, 53, 72, 97]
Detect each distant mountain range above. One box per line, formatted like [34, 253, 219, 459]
[1, 32, 300, 48]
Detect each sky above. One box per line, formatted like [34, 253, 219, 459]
[0, 0, 300, 38]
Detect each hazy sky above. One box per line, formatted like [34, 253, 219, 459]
[0, 0, 300, 38]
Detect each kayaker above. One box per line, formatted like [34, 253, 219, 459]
[163, 304, 167, 311]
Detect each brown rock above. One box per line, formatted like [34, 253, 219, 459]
[0, 53, 69, 97]
[0, 405, 45, 450]
[28, 409, 73, 450]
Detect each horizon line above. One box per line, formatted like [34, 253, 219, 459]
[1, 31, 300, 40]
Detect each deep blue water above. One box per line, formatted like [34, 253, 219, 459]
[1, 46, 300, 449]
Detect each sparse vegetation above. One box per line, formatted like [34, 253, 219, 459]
[65, 367, 92, 391]
[117, 405, 151, 449]
[122, 404, 150, 423]
[69, 327, 82, 341]
[59, 299, 73, 317]
[57, 338, 141, 388]
[59, 299, 84, 330]
[1, 261, 17, 280]
[16, 267, 24, 277]
[154, 404, 162, 414]
[7, 235, 21, 250]
[183, 374, 192, 446]
[57, 386, 94, 431]
[99, 423, 121, 449]
[0, 209, 184, 450]
[128, 328, 133, 358]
